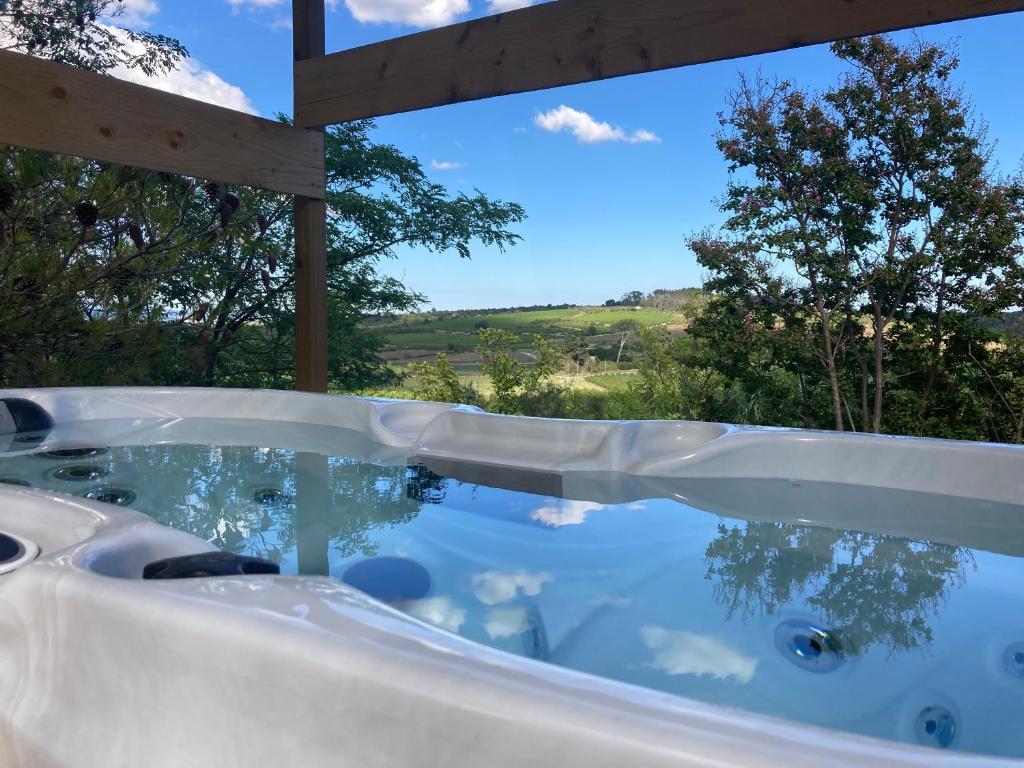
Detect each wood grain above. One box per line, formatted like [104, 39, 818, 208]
[0, 49, 325, 198]
[295, 0, 1024, 126]
[293, 0, 330, 393]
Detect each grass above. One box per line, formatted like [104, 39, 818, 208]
[381, 306, 683, 353]
[382, 332, 485, 351]
[585, 372, 640, 393]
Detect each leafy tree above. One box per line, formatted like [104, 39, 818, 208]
[620, 290, 644, 306]
[692, 36, 1024, 434]
[478, 328, 562, 414]
[1, 10, 526, 391]
[408, 352, 480, 405]
[565, 330, 590, 376]
[1, 0, 187, 75]
[155, 120, 525, 390]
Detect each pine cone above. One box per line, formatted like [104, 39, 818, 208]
[74, 201, 99, 228]
[128, 224, 145, 251]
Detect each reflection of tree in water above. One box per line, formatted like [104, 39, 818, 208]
[704, 522, 974, 654]
[406, 464, 448, 505]
[113, 445, 450, 567]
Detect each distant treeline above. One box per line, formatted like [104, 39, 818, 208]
[604, 288, 705, 310]
[422, 303, 579, 318]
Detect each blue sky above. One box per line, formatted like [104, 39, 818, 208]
[117, 1, 1024, 310]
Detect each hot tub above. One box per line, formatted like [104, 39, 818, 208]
[1, 387, 1022, 767]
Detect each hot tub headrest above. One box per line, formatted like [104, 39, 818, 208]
[0, 398, 53, 435]
[0, 398, 53, 453]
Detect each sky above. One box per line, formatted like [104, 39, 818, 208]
[110, 0, 1024, 310]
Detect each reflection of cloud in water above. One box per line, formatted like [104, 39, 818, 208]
[405, 597, 466, 633]
[472, 570, 553, 605]
[485, 606, 528, 640]
[530, 499, 644, 528]
[641, 626, 759, 684]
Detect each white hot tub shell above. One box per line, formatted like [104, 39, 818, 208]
[1, 387, 1022, 768]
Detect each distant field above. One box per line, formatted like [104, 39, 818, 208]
[382, 332, 483, 352]
[380, 306, 682, 356]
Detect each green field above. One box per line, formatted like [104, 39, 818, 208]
[584, 372, 640, 393]
[381, 306, 683, 353]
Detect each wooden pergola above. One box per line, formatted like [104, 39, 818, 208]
[2, 0, 1022, 392]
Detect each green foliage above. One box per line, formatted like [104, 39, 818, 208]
[689, 35, 1024, 438]
[0, 120, 525, 390]
[0, 1, 187, 75]
[478, 328, 563, 413]
[407, 353, 481, 405]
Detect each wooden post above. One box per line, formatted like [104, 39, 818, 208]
[293, 0, 329, 393]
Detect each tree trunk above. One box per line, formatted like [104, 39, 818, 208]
[871, 309, 885, 433]
[202, 347, 219, 387]
[916, 272, 947, 433]
[856, 348, 870, 433]
[811, 281, 844, 432]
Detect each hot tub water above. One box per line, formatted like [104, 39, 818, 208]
[1, 417, 1023, 759]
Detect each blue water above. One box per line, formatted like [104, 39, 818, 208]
[2, 422, 1023, 758]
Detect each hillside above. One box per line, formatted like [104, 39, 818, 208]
[374, 304, 688, 358]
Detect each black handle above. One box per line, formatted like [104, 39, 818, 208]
[143, 551, 280, 580]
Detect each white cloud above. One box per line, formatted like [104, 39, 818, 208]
[472, 570, 552, 606]
[405, 597, 466, 633]
[117, 0, 160, 26]
[630, 128, 661, 143]
[431, 160, 466, 171]
[485, 606, 529, 640]
[641, 626, 759, 684]
[530, 499, 643, 528]
[488, 0, 536, 11]
[113, 60, 258, 115]
[345, 0, 469, 27]
[105, 26, 257, 114]
[531, 499, 604, 527]
[534, 105, 661, 145]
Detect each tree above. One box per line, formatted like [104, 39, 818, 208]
[692, 36, 1024, 434]
[1, 15, 527, 391]
[478, 328, 562, 414]
[156, 120, 525, 390]
[408, 353, 481, 405]
[1, 0, 187, 75]
[620, 290, 645, 307]
[565, 331, 590, 376]
[612, 319, 640, 364]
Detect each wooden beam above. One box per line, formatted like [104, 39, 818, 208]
[0, 49, 325, 199]
[295, 0, 1024, 127]
[293, 0, 330, 393]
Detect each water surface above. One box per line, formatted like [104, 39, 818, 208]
[2, 420, 1022, 758]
